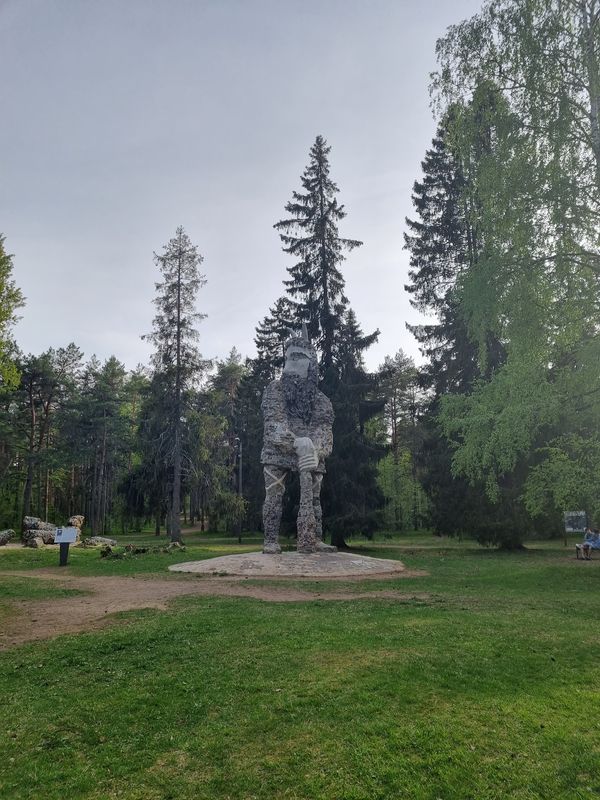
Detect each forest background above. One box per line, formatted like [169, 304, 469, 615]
[0, 0, 598, 550]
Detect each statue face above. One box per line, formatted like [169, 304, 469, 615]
[283, 345, 312, 379]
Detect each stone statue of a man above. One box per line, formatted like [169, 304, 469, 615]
[261, 324, 336, 554]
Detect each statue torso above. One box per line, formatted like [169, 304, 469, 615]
[260, 380, 333, 472]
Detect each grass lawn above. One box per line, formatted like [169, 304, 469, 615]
[0, 533, 599, 799]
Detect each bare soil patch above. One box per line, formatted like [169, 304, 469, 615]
[0, 569, 428, 650]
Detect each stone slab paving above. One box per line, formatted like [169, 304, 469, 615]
[169, 551, 405, 578]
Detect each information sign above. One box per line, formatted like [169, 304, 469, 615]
[564, 511, 587, 533]
[55, 527, 78, 543]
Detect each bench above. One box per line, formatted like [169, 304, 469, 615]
[576, 538, 600, 559]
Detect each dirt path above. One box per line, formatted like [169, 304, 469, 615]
[0, 569, 428, 650]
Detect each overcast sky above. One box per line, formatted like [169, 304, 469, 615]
[1, 0, 483, 373]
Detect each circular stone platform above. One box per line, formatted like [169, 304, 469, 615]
[169, 551, 405, 578]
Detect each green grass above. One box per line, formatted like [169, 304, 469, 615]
[1, 534, 599, 799]
[0, 528, 266, 576]
[0, 576, 85, 600]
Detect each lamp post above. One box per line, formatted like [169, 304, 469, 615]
[234, 436, 243, 544]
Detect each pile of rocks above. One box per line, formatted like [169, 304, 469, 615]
[68, 515, 84, 531]
[82, 536, 117, 547]
[0, 529, 14, 546]
[21, 515, 85, 548]
[22, 518, 58, 548]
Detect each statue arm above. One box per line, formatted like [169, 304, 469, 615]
[313, 427, 333, 459]
[262, 384, 295, 452]
[312, 397, 334, 459]
[264, 419, 295, 451]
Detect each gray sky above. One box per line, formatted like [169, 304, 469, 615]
[1, 0, 482, 372]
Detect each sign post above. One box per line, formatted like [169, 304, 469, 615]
[55, 527, 78, 566]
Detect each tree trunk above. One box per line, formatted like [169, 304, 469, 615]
[36, 463, 42, 518]
[170, 431, 182, 541]
[170, 249, 183, 542]
[96, 411, 108, 534]
[69, 465, 75, 517]
[22, 383, 36, 520]
[101, 461, 109, 535]
[330, 530, 347, 549]
[44, 468, 50, 521]
[22, 458, 34, 521]
[13, 468, 21, 529]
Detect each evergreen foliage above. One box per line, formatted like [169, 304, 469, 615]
[404, 112, 525, 546]
[419, 0, 600, 542]
[320, 310, 384, 545]
[374, 351, 429, 533]
[0, 235, 24, 390]
[143, 227, 207, 541]
[274, 135, 363, 372]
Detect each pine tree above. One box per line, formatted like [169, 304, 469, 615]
[375, 351, 428, 532]
[404, 114, 481, 396]
[18, 344, 83, 520]
[274, 135, 362, 371]
[143, 227, 206, 542]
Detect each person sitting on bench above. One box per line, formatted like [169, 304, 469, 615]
[576, 528, 600, 559]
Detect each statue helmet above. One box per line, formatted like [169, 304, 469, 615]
[284, 321, 317, 361]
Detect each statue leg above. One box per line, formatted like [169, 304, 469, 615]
[263, 466, 287, 554]
[297, 470, 317, 553]
[313, 473, 337, 553]
[313, 474, 324, 542]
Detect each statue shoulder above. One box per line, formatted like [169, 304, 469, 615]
[315, 390, 334, 418]
[263, 379, 282, 397]
[261, 379, 283, 410]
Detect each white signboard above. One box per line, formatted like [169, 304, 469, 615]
[55, 527, 78, 544]
[564, 512, 587, 533]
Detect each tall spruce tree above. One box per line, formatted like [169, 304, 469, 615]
[143, 227, 206, 542]
[274, 135, 362, 372]
[405, 109, 507, 395]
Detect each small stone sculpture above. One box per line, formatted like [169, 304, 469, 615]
[261, 324, 336, 554]
[0, 529, 14, 546]
[22, 517, 57, 547]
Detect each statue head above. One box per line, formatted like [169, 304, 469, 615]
[283, 322, 317, 380]
[281, 323, 318, 422]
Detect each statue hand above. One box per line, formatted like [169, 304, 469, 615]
[294, 437, 318, 472]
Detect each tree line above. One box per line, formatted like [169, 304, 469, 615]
[0, 0, 597, 548]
